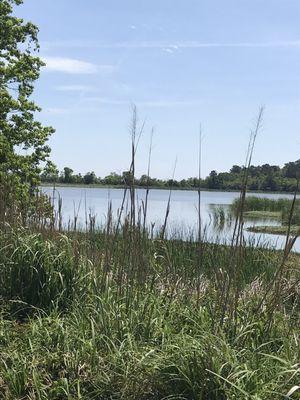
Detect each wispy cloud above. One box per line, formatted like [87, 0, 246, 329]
[84, 97, 202, 108]
[42, 40, 300, 50]
[163, 48, 174, 54]
[43, 107, 71, 115]
[56, 85, 95, 92]
[42, 57, 115, 74]
[42, 57, 98, 74]
[41, 97, 202, 117]
[138, 99, 202, 107]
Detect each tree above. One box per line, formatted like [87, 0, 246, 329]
[283, 160, 300, 179]
[0, 0, 54, 201]
[261, 173, 277, 191]
[62, 167, 74, 184]
[139, 174, 150, 187]
[122, 170, 134, 186]
[41, 163, 59, 183]
[83, 171, 97, 185]
[230, 165, 242, 174]
[206, 170, 220, 189]
[103, 172, 122, 186]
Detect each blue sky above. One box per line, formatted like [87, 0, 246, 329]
[18, 0, 300, 179]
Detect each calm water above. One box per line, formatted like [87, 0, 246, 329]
[42, 186, 300, 252]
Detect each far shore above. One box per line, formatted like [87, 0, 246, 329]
[40, 182, 295, 196]
[247, 225, 300, 236]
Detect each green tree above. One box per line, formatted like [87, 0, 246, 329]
[40, 163, 59, 183]
[0, 0, 54, 201]
[122, 170, 134, 186]
[206, 170, 220, 189]
[103, 172, 122, 185]
[83, 171, 97, 185]
[62, 167, 74, 184]
[230, 165, 242, 174]
[139, 174, 150, 187]
[283, 160, 300, 179]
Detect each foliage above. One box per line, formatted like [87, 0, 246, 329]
[0, 0, 54, 206]
[231, 196, 300, 225]
[0, 3, 299, 399]
[41, 160, 300, 192]
[0, 226, 299, 399]
[0, 229, 78, 318]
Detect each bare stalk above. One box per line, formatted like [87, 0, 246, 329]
[219, 106, 264, 328]
[128, 105, 145, 228]
[196, 125, 204, 304]
[142, 128, 154, 233]
[257, 180, 299, 321]
[161, 157, 177, 240]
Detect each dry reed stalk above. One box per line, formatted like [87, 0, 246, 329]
[196, 125, 204, 305]
[161, 157, 177, 240]
[218, 106, 264, 329]
[142, 128, 154, 234]
[257, 181, 300, 330]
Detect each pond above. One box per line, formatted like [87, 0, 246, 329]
[41, 186, 300, 252]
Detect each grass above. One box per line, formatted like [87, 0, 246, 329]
[1, 299, 299, 399]
[230, 196, 300, 238]
[0, 223, 299, 399]
[243, 210, 281, 219]
[231, 196, 294, 213]
[1, 109, 299, 399]
[231, 196, 300, 224]
[247, 225, 300, 236]
[1, 191, 299, 398]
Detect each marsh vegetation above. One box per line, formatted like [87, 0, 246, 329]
[229, 197, 300, 237]
[0, 1, 299, 399]
[1, 110, 299, 399]
[0, 198, 300, 399]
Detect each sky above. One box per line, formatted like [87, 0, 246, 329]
[17, 0, 300, 179]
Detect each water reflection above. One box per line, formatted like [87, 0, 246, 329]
[41, 186, 299, 252]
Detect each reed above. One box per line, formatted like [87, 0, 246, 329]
[0, 109, 299, 399]
[231, 196, 300, 225]
[0, 222, 299, 399]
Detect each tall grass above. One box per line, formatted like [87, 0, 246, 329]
[0, 225, 299, 399]
[0, 108, 299, 399]
[231, 196, 300, 225]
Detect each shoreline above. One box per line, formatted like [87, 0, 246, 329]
[40, 183, 296, 196]
[247, 225, 300, 236]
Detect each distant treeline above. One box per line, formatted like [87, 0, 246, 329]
[41, 160, 300, 192]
